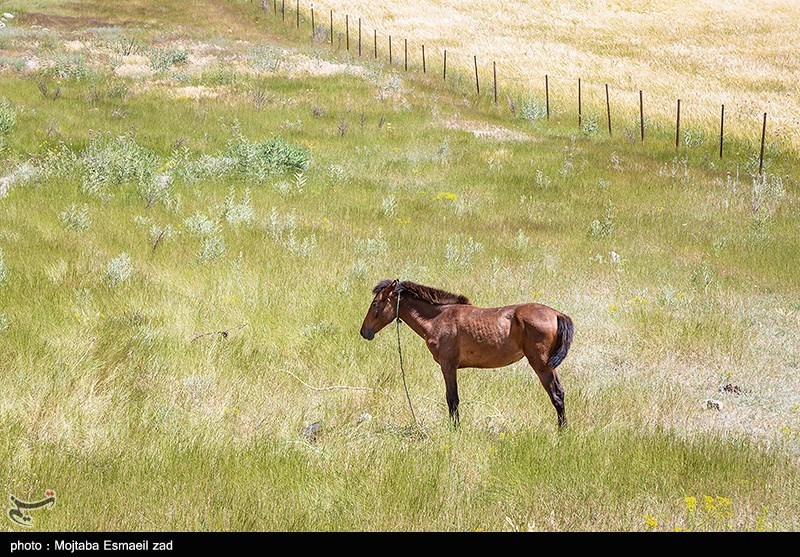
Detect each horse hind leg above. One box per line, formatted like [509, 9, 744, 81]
[440, 363, 460, 427]
[526, 357, 566, 429]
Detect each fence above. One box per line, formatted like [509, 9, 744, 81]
[260, 0, 781, 174]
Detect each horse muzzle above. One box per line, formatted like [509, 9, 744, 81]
[360, 327, 375, 340]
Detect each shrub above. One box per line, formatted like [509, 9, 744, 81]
[82, 135, 158, 198]
[138, 174, 173, 208]
[248, 45, 282, 73]
[225, 133, 310, 181]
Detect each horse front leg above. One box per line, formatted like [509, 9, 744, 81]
[440, 363, 460, 426]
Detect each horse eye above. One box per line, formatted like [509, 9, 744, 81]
[371, 301, 378, 308]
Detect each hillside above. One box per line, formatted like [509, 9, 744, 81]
[0, 0, 798, 531]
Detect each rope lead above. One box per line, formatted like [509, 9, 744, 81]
[395, 286, 424, 434]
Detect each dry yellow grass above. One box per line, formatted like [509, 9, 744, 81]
[309, 0, 800, 150]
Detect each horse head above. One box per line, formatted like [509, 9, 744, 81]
[360, 279, 399, 340]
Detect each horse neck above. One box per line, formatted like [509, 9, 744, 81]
[397, 295, 442, 341]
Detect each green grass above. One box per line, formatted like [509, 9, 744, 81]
[0, 0, 799, 531]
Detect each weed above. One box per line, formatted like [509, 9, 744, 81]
[221, 188, 255, 227]
[580, 114, 600, 136]
[0, 247, 7, 284]
[0, 98, 15, 135]
[588, 202, 616, 239]
[58, 204, 91, 231]
[518, 97, 547, 122]
[149, 46, 188, 71]
[47, 53, 89, 79]
[381, 194, 397, 217]
[445, 236, 483, 267]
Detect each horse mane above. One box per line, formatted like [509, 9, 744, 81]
[372, 279, 471, 306]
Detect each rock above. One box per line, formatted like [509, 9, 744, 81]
[302, 421, 322, 442]
[356, 412, 372, 425]
[720, 383, 742, 395]
[704, 399, 724, 411]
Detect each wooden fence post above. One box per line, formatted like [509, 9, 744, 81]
[329, 9, 333, 45]
[374, 29, 377, 59]
[676, 99, 681, 149]
[422, 45, 426, 73]
[578, 78, 581, 129]
[295, 0, 299, 28]
[639, 90, 644, 142]
[474, 55, 480, 95]
[719, 104, 725, 159]
[404, 39, 408, 71]
[358, 17, 361, 56]
[759, 112, 767, 174]
[605, 84, 612, 136]
[389, 35, 392, 64]
[443, 49, 447, 81]
[545, 74, 550, 119]
[493, 62, 497, 104]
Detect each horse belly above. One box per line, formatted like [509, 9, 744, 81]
[456, 316, 524, 369]
[459, 347, 524, 369]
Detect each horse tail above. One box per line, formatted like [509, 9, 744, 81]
[547, 314, 574, 369]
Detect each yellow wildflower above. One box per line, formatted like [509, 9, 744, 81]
[716, 496, 732, 519]
[684, 496, 697, 513]
[644, 514, 658, 529]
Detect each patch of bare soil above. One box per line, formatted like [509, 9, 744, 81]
[442, 116, 531, 142]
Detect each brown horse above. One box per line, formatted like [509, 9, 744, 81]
[360, 279, 574, 428]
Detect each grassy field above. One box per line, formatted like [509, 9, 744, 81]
[0, 0, 799, 531]
[309, 0, 800, 152]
